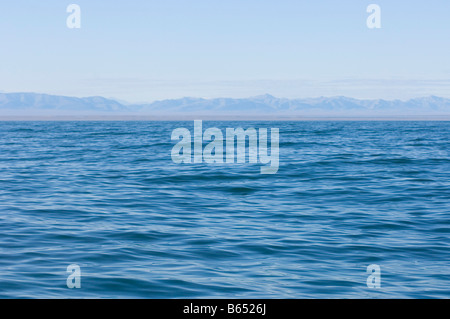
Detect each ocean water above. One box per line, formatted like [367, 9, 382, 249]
[0, 121, 449, 299]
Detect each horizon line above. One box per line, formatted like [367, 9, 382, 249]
[0, 91, 448, 105]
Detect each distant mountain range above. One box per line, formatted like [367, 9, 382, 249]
[1, 92, 450, 118]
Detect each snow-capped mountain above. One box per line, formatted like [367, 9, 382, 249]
[1, 92, 450, 117]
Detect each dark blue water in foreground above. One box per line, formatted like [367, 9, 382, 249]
[0, 121, 449, 298]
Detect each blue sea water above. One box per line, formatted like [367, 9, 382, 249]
[0, 121, 449, 299]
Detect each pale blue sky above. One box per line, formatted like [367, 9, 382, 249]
[1, 0, 449, 102]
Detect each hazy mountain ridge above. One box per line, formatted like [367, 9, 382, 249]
[0, 93, 126, 112]
[1, 92, 450, 117]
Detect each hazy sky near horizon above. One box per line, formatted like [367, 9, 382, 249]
[1, 0, 450, 102]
